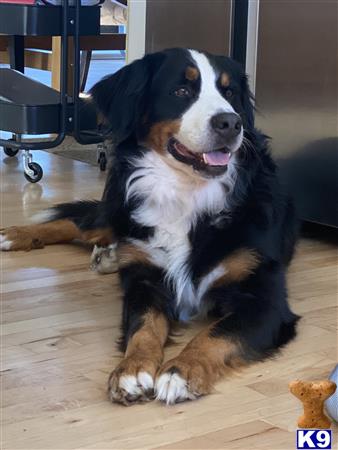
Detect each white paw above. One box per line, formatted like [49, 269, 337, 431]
[155, 372, 197, 405]
[0, 234, 12, 251]
[118, 375, 143, 397]
[119, 372, 154, 395]
[109, 370, 154, 405]
[90, 243, 117, 274]
[137, 371, 154, 391]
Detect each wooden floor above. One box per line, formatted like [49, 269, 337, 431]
[1, 151, 337, 449]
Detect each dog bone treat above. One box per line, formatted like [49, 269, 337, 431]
[289, 380, 337, 429]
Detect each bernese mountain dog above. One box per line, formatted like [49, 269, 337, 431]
[0, 48, 299, 405]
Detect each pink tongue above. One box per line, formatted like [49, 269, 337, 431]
[203, 151, 230, 166]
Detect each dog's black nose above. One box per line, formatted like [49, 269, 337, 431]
[211, 113, 242, 138]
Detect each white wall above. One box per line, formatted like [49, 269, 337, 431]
[126, 0, 147, 63]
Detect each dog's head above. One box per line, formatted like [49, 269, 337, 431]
[91, 48, 254, 178]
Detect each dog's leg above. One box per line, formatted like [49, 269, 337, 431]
[155, 322, 239, 404]
[156, 267, 299, 404]
[0, 220, 82, 251]
[109, 308, 169, 406]
[108, 244, 170, 405]
[0, 200, 114, 251]
[0, 220, 115, 251]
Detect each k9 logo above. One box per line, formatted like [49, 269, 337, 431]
[297, 430, 332, 449]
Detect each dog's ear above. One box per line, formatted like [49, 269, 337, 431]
[241, 74, 255, 130]
[90, 53, 164, 142]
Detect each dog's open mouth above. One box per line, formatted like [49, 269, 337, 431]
[168, 138, 231, 175]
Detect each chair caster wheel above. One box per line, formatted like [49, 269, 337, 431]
[4, 147, 19, 157]
[24, 162, 43, 183]
[98, 151, 107, 171]
[3, 138, 19, 157]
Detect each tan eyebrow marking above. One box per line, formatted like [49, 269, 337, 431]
[220, 72, 230, 87]
[185, 66, 199, 81]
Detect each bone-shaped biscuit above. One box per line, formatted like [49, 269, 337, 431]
[289, 380, 337, 429]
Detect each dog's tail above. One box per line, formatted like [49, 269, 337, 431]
[34, 200, 102, 228]
[0, 200, 114, 251]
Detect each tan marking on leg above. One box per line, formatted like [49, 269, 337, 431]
[220, 72, 230, 87]
[156, 323, 244, 403]
[185, 66, 199, 81]
[212, 248, 261, 288]
[125, 311, 169, 361]
[0, 219, 81, 251]
[146, 120, 181, 154]
[1, 220, 115, 251]
[81, 228, 114, 246]
[162, 326, 239, 392]
[116, 243, 151, 268]
[108, 310, 169, 405]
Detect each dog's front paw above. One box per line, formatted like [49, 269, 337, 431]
[108, 357, 157, 406]
[0, 227, 43, 251]
[155, 357, 212, 405]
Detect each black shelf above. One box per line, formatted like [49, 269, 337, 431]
[0, 3, 100, 36]
[0, 68, 98, 135]
[0, 0, 105, 159]
[0, 68, 60, 134]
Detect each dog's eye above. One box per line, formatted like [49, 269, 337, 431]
[225, 89, 233, 99]
[174, 87, 190, 97]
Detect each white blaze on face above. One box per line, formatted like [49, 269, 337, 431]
[176, 49, 237, 153]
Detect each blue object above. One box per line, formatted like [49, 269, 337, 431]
[325, 364, 338, 423]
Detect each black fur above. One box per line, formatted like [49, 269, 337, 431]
[52, 49, 299, 369]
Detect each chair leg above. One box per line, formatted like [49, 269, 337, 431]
[80, 50, 92, 92]
[9, 36, 24, 73]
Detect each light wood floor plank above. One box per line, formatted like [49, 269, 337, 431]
[1, 151, 337, 449]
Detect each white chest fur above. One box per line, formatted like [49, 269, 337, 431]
[125, 151, 235, 318]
